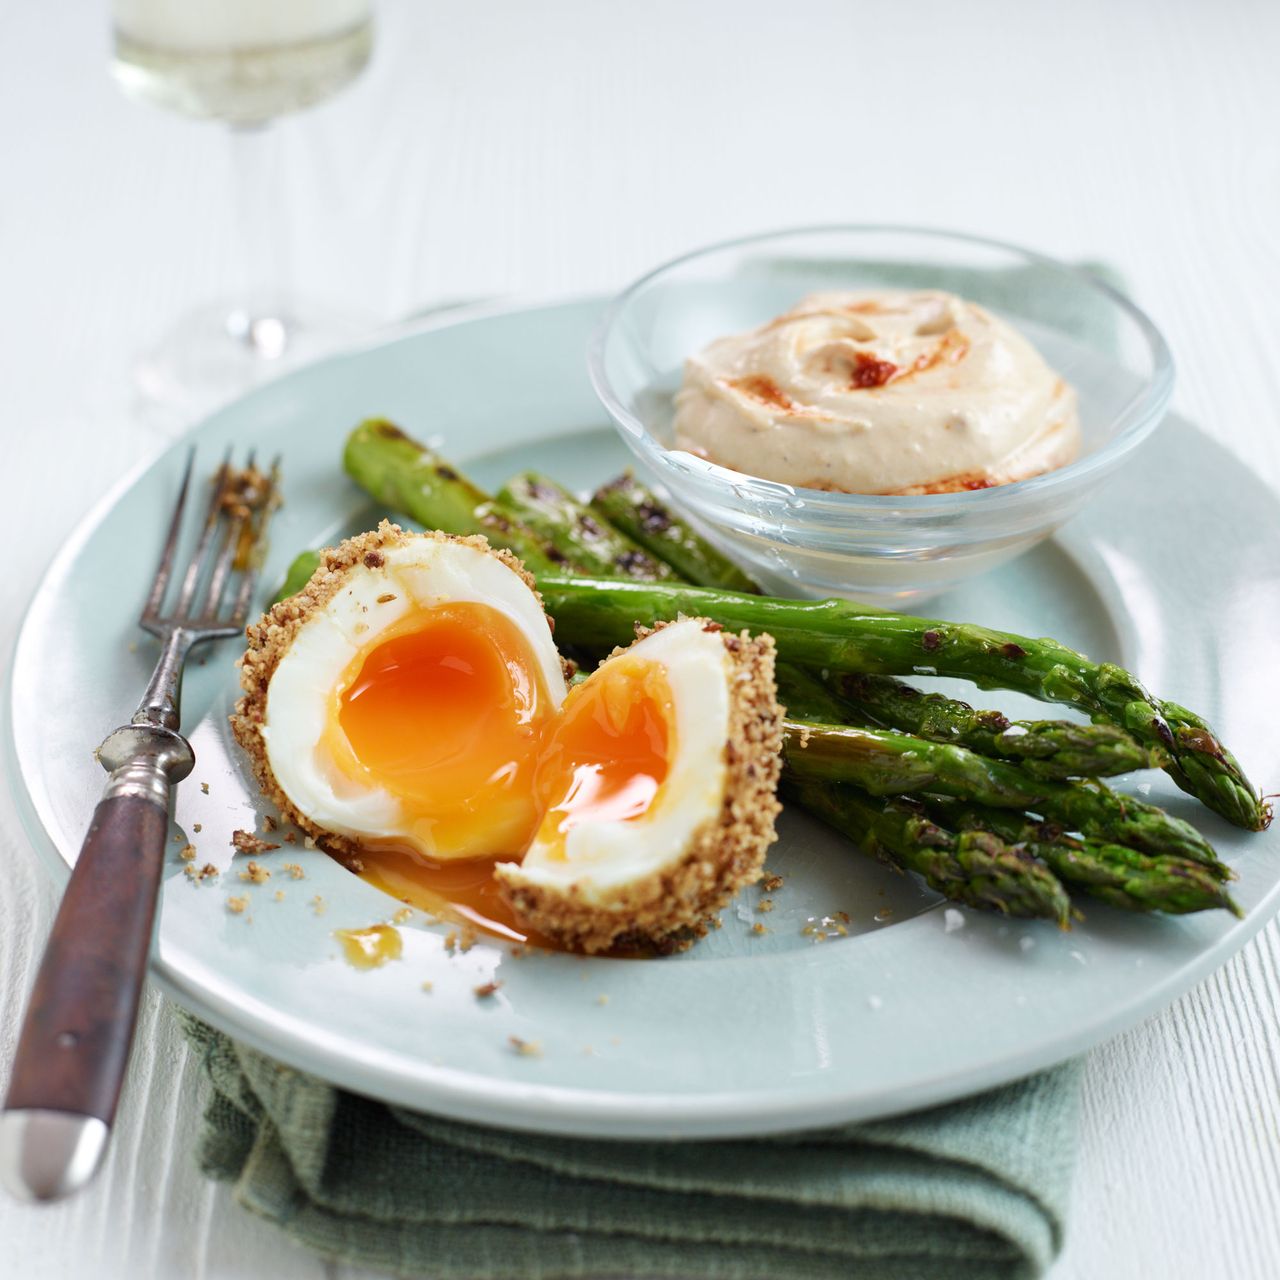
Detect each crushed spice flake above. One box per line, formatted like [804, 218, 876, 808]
[239, 861, 271, 884]
[232, 829, 280, 855]
[192, 823, 202, 834]
[200, 782, 209, 795]
[473, 980, 503, 999]
[376, 592, 397, 604]
[227, 895, 250, 915]
[508, 1036, 542, 1057]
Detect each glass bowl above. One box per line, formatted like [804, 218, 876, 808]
[588, 226, 1174, 603]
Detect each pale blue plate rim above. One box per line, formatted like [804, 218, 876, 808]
[6, 294, 1278, 1139]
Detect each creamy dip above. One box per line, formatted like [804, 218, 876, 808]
[672, 290, 1080, 494]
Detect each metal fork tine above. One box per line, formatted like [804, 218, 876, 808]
[173, 447, 234, 621]
[196, 513, 244, 624]
[141, 448, 196, 625]
[194, 450, 260, 624]
[129, 448, 281, 732]
[229, 455, 281, 626]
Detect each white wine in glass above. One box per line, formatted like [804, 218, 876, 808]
[111, 0, 375, 417]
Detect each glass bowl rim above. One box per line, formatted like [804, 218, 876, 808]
[587, 222, 1176, 514]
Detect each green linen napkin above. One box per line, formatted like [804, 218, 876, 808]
[179, 1011, 1079, 1279]
[180, 259, 1127, 1276]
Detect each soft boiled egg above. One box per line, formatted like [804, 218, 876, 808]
[495, 618, 783, 953]
[233, 522, 784, 953]
[233, 522, 568, 863]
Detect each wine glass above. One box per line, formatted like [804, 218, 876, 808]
[111, 0, 375, 419]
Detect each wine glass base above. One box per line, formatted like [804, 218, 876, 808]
[133, 298, 372, 429]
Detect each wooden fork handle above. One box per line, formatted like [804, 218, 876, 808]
[1, 782, 172, 1201]
[6, 791, 169, 1118]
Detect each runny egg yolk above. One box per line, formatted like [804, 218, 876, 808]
[531, 656, 673, 860]
[342, 646, 676, 945]
[326, 602, 554, 860]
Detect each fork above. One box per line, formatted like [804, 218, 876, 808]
[0, 449, 279, 1203]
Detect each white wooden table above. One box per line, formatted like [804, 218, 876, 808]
[3, 2, 1279, 1276]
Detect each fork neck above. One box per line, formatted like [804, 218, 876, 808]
[133, 629, 197, 732]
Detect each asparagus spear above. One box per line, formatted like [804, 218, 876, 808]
[333, 433, 1251, 869]
[514, 472, 1208, 867]
[341, 428, 1254, 828]
[927, 799, 1241, 916]
[592, 476, 1155, 781]
[787, 782, 1072, 925]
[834, 672, 1156, 780]
[274, 549, 323, 603]
[534, 575, 1267, 831]
[270, 540, 1223, 880]
[780, 720, 1224, 869]
[496, 472, 674, 580]
[508, 471, 1054, 921]
[590, 471, 760, 593]
[342, 419, 567, 574]
[509, 477, 1227, 901]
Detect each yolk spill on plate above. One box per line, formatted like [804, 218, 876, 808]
[334, 923, 403, 969]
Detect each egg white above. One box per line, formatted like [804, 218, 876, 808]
[261, 534, 567, 853]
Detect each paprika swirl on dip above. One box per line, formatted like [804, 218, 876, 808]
[672, 289, 1080, 495]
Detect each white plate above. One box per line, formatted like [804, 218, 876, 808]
[7, 298, 1279, 1139]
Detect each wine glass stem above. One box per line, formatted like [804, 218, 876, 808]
[228, 123, 291, 359]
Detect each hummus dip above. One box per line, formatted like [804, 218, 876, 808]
[672, 290, 1080, 494]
